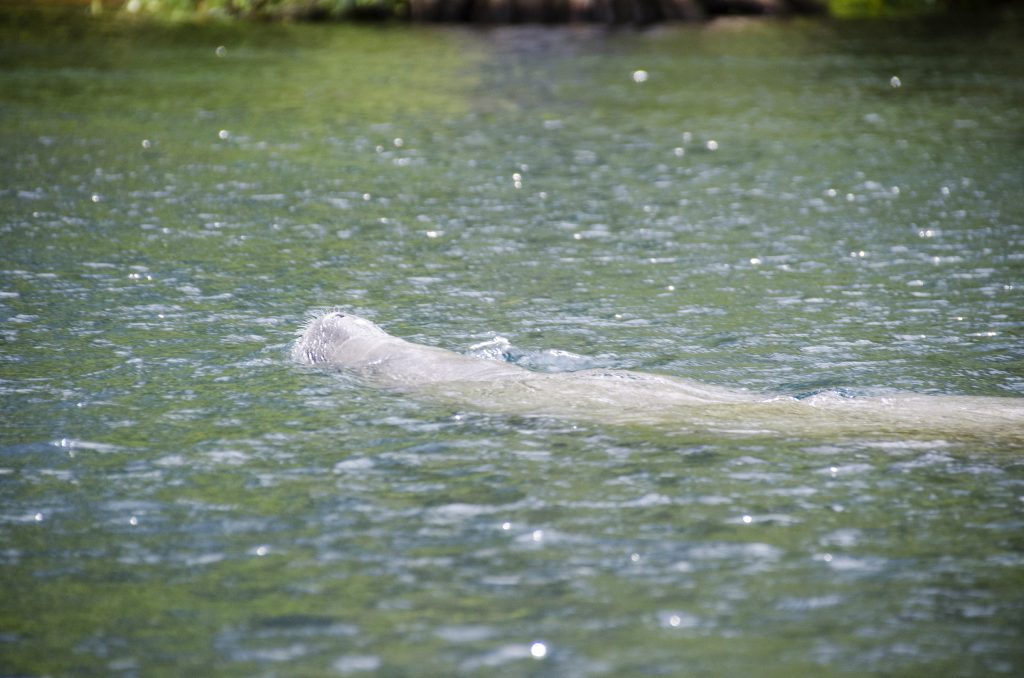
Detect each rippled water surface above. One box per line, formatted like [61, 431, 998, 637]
[2, 7, 1024, 676]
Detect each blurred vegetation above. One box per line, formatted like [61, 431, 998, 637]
[21, 0, 1020, 21]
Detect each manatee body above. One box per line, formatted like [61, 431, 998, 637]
[293, 311, 1024, 442]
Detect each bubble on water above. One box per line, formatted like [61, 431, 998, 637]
[129, 516, 139, 526]
[706, 140, 719, 151]
[890, 75, 901, 88]
[631, 70, 648, 83]
[141, 139, 151, 149]
[215, 45, 227, 57]
[218, 129, 230, 140]
[255, 545, 269, 557]
[34, 512, 44, 522]
[750, 257, 762, 265]
[673, 147, 685, 157]
[742, 514, 753, 524]
[531, 529, 544, 542]
[501, 522, 511, 531]
[530, 642, 548, 659]
[393, 137, 404, 148]
[91, 194, 102, 203]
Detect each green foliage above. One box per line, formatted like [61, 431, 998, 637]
[827, 0, 951, 17]
[118, 0, 407, 21]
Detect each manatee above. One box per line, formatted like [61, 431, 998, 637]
[293, 311, 1024, 442]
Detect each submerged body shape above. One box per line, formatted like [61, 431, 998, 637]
[294, 311, 1024, 442]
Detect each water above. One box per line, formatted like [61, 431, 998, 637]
[2, 7, 1024, 675]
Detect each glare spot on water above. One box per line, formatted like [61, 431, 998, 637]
[749, 257, 762, 265]
[630, 552, 640, 563]
[425, 230, 443, 239]
[530, 642, 547, 659]
[531, 529, 544, 542]
[918, 229, 935, 238]
[218, 129, 230, 140]
[665, 285, 675, 292]
[501, 522, 511, 531]
[631, 69, 648, 83]
[129, 516, 139, 526]
[742, 514, 753, 524]
[34, 512, 44, 522]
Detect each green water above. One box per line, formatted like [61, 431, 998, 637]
[2, 7, 1024, 676]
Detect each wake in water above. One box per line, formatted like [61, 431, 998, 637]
[293, 311, 1024, 443]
